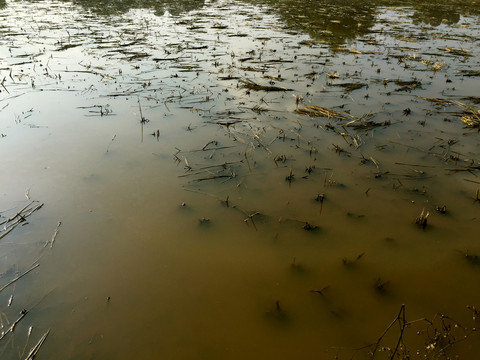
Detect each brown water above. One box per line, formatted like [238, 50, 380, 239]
[1, 0, 480, 359]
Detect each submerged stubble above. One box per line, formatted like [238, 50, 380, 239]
[1, 0, 480, 358]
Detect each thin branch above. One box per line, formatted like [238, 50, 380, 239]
[0, 263, 40, 294]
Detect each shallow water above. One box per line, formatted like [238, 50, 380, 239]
[1, 0, 480, 358]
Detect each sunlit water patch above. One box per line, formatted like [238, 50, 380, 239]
[1, 0, 480, 359]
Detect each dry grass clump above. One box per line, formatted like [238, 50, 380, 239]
[295, 104, 352, 120]
[452, 101, 480, 128]
[420, 98, 480, 128]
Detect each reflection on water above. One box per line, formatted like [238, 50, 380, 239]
[245, 0, 378, 44]
[1, 0, 480, 359]
[410, 2, 462, 26]
[245, 0, 480, 43]
[69, 0, 207, 16]
[409, 0, 480, 25]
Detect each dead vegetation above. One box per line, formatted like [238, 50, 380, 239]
[1, 0, 480, 358]
[415, 208, 430, 229]
[295, 104, 353, 120]
[0, 201, 44, 240]
[238, 78, 293, 92]
[359, 304, 479, 360]
[0, 196, 53, 359]
[420, 97, 480, 128]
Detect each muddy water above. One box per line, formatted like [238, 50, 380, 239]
[1, 0, 480, 358]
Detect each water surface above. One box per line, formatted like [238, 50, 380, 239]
[1, 0, 480, 358]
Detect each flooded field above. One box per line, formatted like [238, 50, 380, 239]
[1, 0, 480, 358]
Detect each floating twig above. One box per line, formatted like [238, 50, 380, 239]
[106, 134, 117, 153]
[0, 263, 40, 294]
[370, 304, 406, 359]
[0, 309, 28, 342]
[47, 221, 62, 248]
[0, 201, 44, 240]
[1, 76, 9, 94]
[24, 329, 50, 360]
